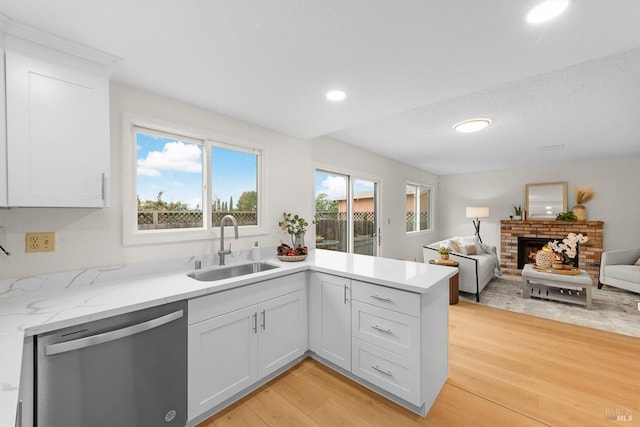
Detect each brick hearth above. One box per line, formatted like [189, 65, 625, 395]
[500, 220, 604, 284]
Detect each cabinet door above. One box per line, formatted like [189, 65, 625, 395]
[188, 305, 258, 419]
[258, 290, 306, 378]
[309, 272, 351, 371]
[5, 51, 109, 207]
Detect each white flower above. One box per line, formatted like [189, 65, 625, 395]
[547, 233, 588, 262]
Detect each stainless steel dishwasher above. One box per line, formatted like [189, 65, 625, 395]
[35, 300, 187, 427]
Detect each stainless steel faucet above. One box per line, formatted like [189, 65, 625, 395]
[218, 214, 238, 266]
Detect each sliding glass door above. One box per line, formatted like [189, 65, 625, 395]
[314, 170, 379, 256]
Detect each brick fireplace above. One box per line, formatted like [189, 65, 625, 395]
[500, 220, 604, 283]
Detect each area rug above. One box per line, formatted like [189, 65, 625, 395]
[459, 277, 640, 338]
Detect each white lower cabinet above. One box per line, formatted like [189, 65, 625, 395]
[187, 269, 448, 422]
[258, 291, 307, 378]
[309, 272, 351, 371]
[352, 338, 421, 406]
[350, 280, 426, 408]
[188, 305, 258, 417]
[187, 273, 307, 420]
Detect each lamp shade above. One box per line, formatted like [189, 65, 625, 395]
[466, 206, 490, 218]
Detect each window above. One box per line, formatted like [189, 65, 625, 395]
[406, 183, 431, 233]
[123, 115, 263, 244]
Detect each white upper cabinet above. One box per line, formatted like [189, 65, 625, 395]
[0, 19, 115, 207]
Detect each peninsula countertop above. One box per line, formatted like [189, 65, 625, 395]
[0, 249, 456, 426]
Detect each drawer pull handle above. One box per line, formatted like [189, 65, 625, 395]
[371, 294, 393, 302]
[371, 365, 393, 377]
[371, 324, 393, 334]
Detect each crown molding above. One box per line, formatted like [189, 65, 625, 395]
[0, 13, 119, 69]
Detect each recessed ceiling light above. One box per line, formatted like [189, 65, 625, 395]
[526, 0, 570, 24]
[453, 118, 491, 133]
[326, 90, 346, 102]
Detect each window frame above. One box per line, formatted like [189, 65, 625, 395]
[122, 113, 267, 245]
[405, 181, 433, 235]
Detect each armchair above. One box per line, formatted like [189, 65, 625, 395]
[598, 247, 640, 294]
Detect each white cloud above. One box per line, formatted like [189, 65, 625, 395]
[319, 175, 347, 199]
[137, 141, 202, 176]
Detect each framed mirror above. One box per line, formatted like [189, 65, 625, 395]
[525, 182, 567, 219]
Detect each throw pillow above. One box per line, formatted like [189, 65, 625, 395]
[635, 257, 640, 266]
[459, 236, 483, 254]
[460, 244, 477, 255]
[448, 239, 461, 253]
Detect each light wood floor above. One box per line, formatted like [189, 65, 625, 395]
[199, 302, 640, 426]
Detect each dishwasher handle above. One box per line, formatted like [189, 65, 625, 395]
[44, 309, 184, 356]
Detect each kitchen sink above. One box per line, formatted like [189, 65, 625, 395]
[187, 261, 280, 282]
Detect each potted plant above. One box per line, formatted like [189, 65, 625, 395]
[278, 212, 311, 248]
[555, 211, 577, 222]
[513, 205, 523, 220]
[437, 247, 452, 260]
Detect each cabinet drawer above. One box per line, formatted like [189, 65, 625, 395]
[189, 272, 305, 325]
[352, 301, 420, 360]
[352, 338, 421, 406]
[351, 280, 420, 316]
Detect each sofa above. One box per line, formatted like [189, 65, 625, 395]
[423, 236, 500, 302]
[598, 247, 640, 294]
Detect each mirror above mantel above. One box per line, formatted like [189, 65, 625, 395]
[525, 182, 567, 219]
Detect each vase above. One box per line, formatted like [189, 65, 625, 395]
[294, 231, 306, 248]
[572, 204, 586, 221]
[535, 250, 555, 268]
[441, 254, 449, 260]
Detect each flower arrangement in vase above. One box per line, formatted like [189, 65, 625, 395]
[547, 232, 589, 269]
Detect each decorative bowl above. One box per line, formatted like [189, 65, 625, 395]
[277, 255, 308, 262]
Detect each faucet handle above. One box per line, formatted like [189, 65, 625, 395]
[228, 243, 232, 252]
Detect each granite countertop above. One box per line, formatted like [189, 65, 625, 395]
[0, 249, 455, 426]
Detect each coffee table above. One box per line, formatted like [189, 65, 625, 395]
[521, 264, 593, 309]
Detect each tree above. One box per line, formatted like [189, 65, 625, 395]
[236, 191, 257, 211]
[229, 196, 234, 212]
[315, 193, 338, 212]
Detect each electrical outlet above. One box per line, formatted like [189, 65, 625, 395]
[25, 232, 55, 253]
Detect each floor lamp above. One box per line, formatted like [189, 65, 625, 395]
[466, 207, 490, 243]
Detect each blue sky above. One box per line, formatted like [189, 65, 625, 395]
[315, 171, 374, 200]
[136, 132, 257, 210]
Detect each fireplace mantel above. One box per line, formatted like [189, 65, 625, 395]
[500, 220, 604, 283]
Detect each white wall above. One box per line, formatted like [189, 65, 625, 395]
[311, 136, 439, 262]
[0, 83, 440, 279]
[436, 156, 640, 252]
[0, 83, 313, 278]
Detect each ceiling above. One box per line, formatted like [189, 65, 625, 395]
[1, 0, 639, 175]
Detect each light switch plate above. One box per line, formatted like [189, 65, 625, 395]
[26, 232, 55, 253]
